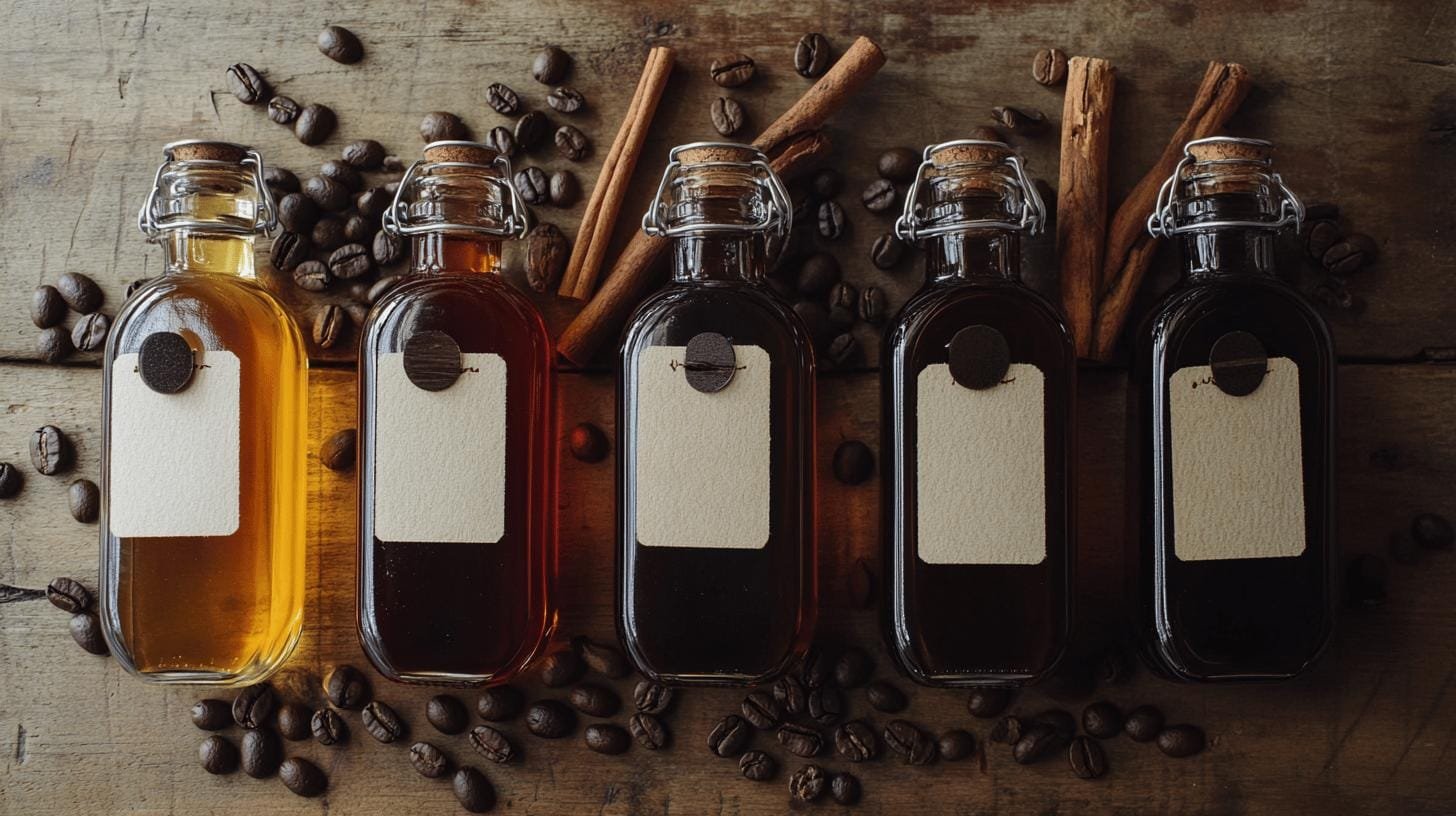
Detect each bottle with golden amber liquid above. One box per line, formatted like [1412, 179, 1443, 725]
[1131, 137, 1334, 681]
[100, 140, 307, 685]
[617, 143, 816, 685]
[358, 141, 555, 685]
[883, 140, 1075, 686]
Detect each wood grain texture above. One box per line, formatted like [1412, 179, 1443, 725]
[1, 364, 1455, 814]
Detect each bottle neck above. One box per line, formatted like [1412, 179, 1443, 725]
[410, 232, 502, 276]
[671, 234, 764, 285]
[161, 231, 256, 277]
[1180, 229, 1277, 281]
[925, 230, 1021, 285]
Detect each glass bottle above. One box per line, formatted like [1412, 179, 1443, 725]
[617, 143, 816, 685]
[357, 141, 555, 685]
[101, 140, 306, 685]
[883, 140, 1075, 686]
[1130, 136, 1335, 681]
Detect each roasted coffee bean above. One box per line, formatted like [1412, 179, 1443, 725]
[515, 111, 549, 151]
[514, 167, 549, 205]
[294, 103, 337, 146]
[469, 724, 517, 763]
[271, 232, 311, 274]
[57, 272, 102, 314]
[191, 699, 232, 731]
[343, 214, 373, 244]
[629, 712, 669, 750]
[264, 166, 299, 194]
[584, 723, 630, 755]
[992, 105, 1048, 133]
[865, 679, 907, 713]
[70, 612, 108, 655]
[742, 691, 783, 730]
[789, 763, 827, 803]
[830, 646, 872, 688]
[799, 643, 837, 689]
[833, 441, 875, 485]
[266, 95, 301, 125]
[871, 231, 907, 271]
[938, 728, 976, 761]
[311, 708, 348, 746]
[320, 159, 362, 191]
[817, 200, 846, 240]
[796, 252, 841, 296]
[555, 125, 590, 161]
[807, 687, 844, 725]
[328, 243, 373, 280]
[382, 154, 405, 173]
[1323, 240, 1371, 275]
[317, 24, 363, 63]
[884, 719, 935, 765]
[739, 749, 776, 781]
[777, 723, 824, 758]
[477, 685, 524, 721]
[278, 192, 318, 233]
[484, 125, 517, 159]
[410, 741, 451, 778]
[304, 174, 351, 211]
[967, 687, 1013, 718]
[809, 170, 841, 201]
[69, 312, 108, 353]
[486, 82, 521, 115]
[569, 684, 621, 718]
[1305, 220, 1343, 260]
[858, 286, 887, 326]
[1414, 513, 1454, 549]
[46, 577, 90, 613]
[829, 281, 857, 329]
[1013, 722, 1066, 764]
[1156, 724, 1206, 758]
[279, 757, 327, 797]
[0, 462, 23, 499]
[990, 715, 1024, 745]
[366, 275, 402, 305]
[199, 735, 239, 774]
[29, 425, 70, 475]
[31, 285, 65, 328]
[68, 479, 98, 523]
[452, 766, 495, 812]
[708, 714, 751, 758]
[1037, 708, 1077, 738]
[793, 33, 831, 78]
[862, 178, 897, 213]
[770, 675, 806, 717]
[276, 703, 312, 741]
[547, 86, 586, 114]
[532, 46, 571, 84]
[363, 700, 406, 743]
[292, 260, 331, 293]
[710, 97, 746, 136]
[1123, 705, 1164, 742]
[878, 147, 919, 183]
[372, 229, 404, 266]
[1033, 47, 1069, 85]
[525, 700, 576, 738]
[319, 428, 356, 472]
[226, 63, 269, 104]
[834, 720, 879, 762]
[241, 728, 281, 778]
[830, 772, 861, 805]
[425, 694, 469, 735]
[1082, 701, 1122, 739]
[1069, 735, 1108, 779]
[710, 53, 756, 87]
[341, 139, 385, 170]
[324, 665, 370, 710]
[356, 186, 390, 220]
[566, 423, 609, 463]
[312, 217, 346, 252]
[1313, 278, 1362, 312]
[420, 111, 468, 143]
[547, 170, 580, 208]
[634, 680, 673, 715]
[232, 684, 276, 729]
[539, 648, 584, 688]
[36, 326, 73, 364]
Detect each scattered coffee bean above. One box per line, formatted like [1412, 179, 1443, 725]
[1413, 512, 1453, 549]
[343, 215, 372, 245]
[311, 708, 349, 746]
[800, 643, 838, 689]
[629, 712, 669, 750]
[817, 200, 846, 240]
[31, 285, 65, 329]
[830, 771, 862, 805]
[992, 105, 1047, 133]
[555, 125, 590, 161]
[778, 723, 825, 758]
[833, 441, 875, 485]
[264, 166, 299, 194]
[362, 700, 406, 743]
[547, 86, 586, 114]
[742, 690, 783, 730]
[862, 178, 897, 213]
[410, 741, 451, 778]
[68, 479, 98, 523]
[834, 720, 879, 762]
[278, 193, 318, 233]
[739, 749, 776, 781]
[372, 230, 404, 267]
[539, 648, 584, 688]
[532, 46, 571, 84]
[312, 217, 346, 251]
[477, 685, 524, 721]
[484, 125, 517, 159]
[793, 33, 831, 78]
[294, 103, 337, 146]
[192, 699, 232, 731]
[761, 679, 800, 721]
[199, 735, 239, 775]
[276, 703, 312, 741]
[312, 304, 348, 349]
[319, 428, 356, 472]
[1082, 701, 1122, 739]
[271, 231, 312, 273]
[990, 715, 1024, 745]
[710, 97, 746, 136]
[324, 665, 370, 710]
[796, 252, 841, 296]
[565, 423, 610, 464]
[317, 24, 363, 63]
[808, 687, 844, 725]
[486, 82, 520, 115]
[1069, 735, 1108, 779]
[1305, 220, 1343, 260]
[634, 680, 673, 715]
[866, 679, 907, 713]
[304, 174, 350, 211]
[279, 757, 327, 797]
[810, 171, 842, 202]
[710, 53, 756, 87]
[831, 646, 873, 688]
[37, 326, 74, 364]
[708, 714, 751, 758]
[829, 281, 858, 329]
[382, 155, 405, 173]
[225, 63, 269, 104]
[584, 723, 630, 755]
[569, 684, 621, 718]
[70, 612, 107, 655]
[425, 694, 469, 736]
[241, 728, 281, 778]
[938, 728, 976, 761]
[545, 170, 580, 208]
[266, 95, 300, 125]
[340, 140, 385, 171]
[1323, 240, 1369, 275]
[525, 700, 576, 738]
[859, 286, 887, 325]
[321, 159, 362, 191]
[452, 766, 495, 812]
[884, 719, 935, 765]
[1033, 47, 1069, 85]
[871, 232, 907, 271]
[513, 167, 549, 206]
[514, 111, 549, 152]
[420, 111, 468, 143]
[967, 687, 1013, 718]
[1123, 705, 1164, 742]
[878, 147, 919, 183]
[1156, 724, 1206, 758]
[292, 260, 331, 292]
[29, 425, 70, 475]
[57, 272, 102, 314]
[233, 684, 276, 729]
[469, 724, 517, 763]
[526, 222, 568, 292]
[46, 577, 90, 613]
[1012, 722, 1066, 764]
[790, 763, 827, 803]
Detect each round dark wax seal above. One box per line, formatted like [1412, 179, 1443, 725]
[947, 325, 1010, 390]
[137, 331, 196, 394]
[683, 332, 737, 394]
[1209, 331, 1268, 397]
[403, 330, 462, 391]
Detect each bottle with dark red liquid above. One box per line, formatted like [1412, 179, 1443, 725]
[358, 141, 556, 685]
[882, 139, 1075, 686]
[1130, 136, 1335, 681]
[617, 143, 816, 685]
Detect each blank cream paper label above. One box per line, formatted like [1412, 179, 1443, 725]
[373, 352, 507, 544]
[636, 344, 771, 549]
[109, 350, 240, 538]
[916, 362, 1046, 565]
[1170, 356, 1305, 561]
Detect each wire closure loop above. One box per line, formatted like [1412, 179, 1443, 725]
[640, 142, 793, 241]
[381, 147, 529, 240]
[137, 140, 278, 242]
[1146, 136, 1305, 239]
[894, 139, 1046, 243]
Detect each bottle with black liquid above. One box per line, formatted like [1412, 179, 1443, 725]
[882, 139, 1075, 686]
[617, 143, 816, 685]
[1130, 136, 1335, 681]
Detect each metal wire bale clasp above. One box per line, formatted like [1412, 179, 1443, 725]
[381, 150, 529, 240]
[640, 142, 793, 241]
[1146, 136, 1305, 239]
[894, 139, 1046, 243]
[137, 140, 277, 242]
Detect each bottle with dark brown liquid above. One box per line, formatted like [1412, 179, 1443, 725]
[1130, 136, 1335, 681]
[617, 143, 816, 685]
[882, 140, 1075, 686]
[358, 141, 556, 685]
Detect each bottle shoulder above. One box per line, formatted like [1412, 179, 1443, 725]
[364, 273, 550, 353]
[1142, 276, 1334, 362]
[887, 281, 1073, 366]
[622, 283, 813, 358]
[110, 275, 303, 354]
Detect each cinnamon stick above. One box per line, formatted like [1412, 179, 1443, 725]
[560, 46, 674, 300]
[1091, 61, 1252, 360]
[753, 36, 886, 152]
[1056, 56, 1116, 359]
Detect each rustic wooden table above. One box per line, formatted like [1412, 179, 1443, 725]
[2, 1, 1454, 814]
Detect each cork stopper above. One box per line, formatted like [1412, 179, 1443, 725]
[167, 140, 247, 163]
[423, 141, 501, 168]
[1187, 137, 1273, 164]
[676, 143, 763, 165]
[930, 141, 1012, 169]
